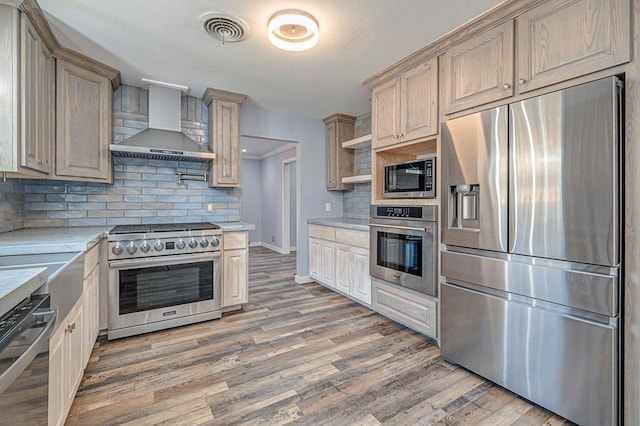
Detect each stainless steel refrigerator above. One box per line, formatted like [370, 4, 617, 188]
[440, 76, 621, 426]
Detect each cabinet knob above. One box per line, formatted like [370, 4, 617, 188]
[503, 83, 511, 90]
[518, 78, 526, 85]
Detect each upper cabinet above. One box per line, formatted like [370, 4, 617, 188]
[0, 3, 121, 183]
[372, 56, 438, 149]
[0, 6, 55, 175]
[443, 0, 630, 114]
[516, 0, 630, 93]
[55, 48, 117, 182]
[323, 113, 355, 191]
[203, 88, 247, 188]
[443, 21, 515, 115]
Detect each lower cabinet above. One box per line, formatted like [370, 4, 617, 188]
[222, 231, 249, 308]
[372, 278, 437, 338]
[308, 224, 370, 305]
[49, 299, 84, 426]
[83, 243, 100, 365]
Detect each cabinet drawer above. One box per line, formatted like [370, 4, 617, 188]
[372, 279, 437, 338]
[308, 224, 335, 241]
[335, 229, 368, 249]
[83, 243, 99, 277]
[223, 231, 248, 250]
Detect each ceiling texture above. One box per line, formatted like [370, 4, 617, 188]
[39, 0, 505, 120]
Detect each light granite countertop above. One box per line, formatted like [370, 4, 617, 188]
[0, 267, 47, 318]
[307, 217, 369, 231]
[218, 222, 256, 232]
[0, 226, 110, 256]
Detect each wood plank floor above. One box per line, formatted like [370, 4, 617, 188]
[66, 247, 572, 425]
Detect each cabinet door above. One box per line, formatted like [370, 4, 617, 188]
[372, 78, 400, 148]
[223, 248, 248, 307]
[56, 60, 112, 180]
[401, 57, 438, 143]
[212, 100, 241, 187]
[309, 238, 321, 280]
[516, 0, 630, 93]
[65, 304, 84, 400]
[325, 119, 338, 189]
[335, 243, 351, 294]
[83, 265, 100, 366]
[20, 14, 49, 173]
[48, 329, 65, 426]
[39, 48, 54, 174]
[352, 247, 371, 305]
[320, 240, 335, 287]
[444, 21, 514, 114]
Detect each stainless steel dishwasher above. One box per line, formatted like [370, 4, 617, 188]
[0, 294, 57, 425]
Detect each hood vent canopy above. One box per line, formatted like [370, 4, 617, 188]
[110, 81, 215, 163]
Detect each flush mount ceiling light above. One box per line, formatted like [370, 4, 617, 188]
[268, 9, 318, 51]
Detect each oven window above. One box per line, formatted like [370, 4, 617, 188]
[118, 261, 213, 315]
[377, 232, 422, 276]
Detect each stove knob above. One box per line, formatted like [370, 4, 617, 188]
[140, 241, 151, 253]
[176, 239, 186, 250]
[125, 242, 138, 255]
[210, 236, 220, 247]
[154, 240, 165, 251]
[111, 243, 123, 255]
[188, 238, 198, 249]
[200, 238, 209, 248]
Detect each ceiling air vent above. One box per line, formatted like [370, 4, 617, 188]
[200, 13, 251, 44]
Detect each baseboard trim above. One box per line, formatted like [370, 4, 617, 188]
[260, 242, 286, 254]
[295, 275, 313, 284]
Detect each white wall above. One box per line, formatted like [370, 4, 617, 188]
[260, 147, 297, 249]
[241, 159, 262, 244]
[240, 106, 343, 278]
[290, 161, 297, 248]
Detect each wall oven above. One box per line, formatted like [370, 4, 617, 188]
[370, 205, 438, 296]
[107, 223, 222, 340]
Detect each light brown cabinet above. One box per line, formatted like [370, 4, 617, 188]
[56, 50, 113, 182]
[203, 88, 247, 188]
[372, 57, 438, 149]
[443, 21, 515, 115]
[443, 0, 630, 114]
[323, 113, 355, 191]
[0, 7, 55, 175]
[516, 0, 630, 93]
[222, 231, 249, 308]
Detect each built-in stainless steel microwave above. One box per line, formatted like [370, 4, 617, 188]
[383, 158, 435, 198]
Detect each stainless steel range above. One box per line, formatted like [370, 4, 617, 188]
[107, 222, 222, 340]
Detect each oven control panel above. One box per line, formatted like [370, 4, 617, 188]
[108, 232, 222, 260]
[376, 206, 424, 218]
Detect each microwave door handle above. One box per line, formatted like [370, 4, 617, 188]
[368, 223, 432, 233]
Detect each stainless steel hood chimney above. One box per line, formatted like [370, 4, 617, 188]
[109, 81, 215, 163]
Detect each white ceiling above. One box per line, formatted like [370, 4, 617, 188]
[39, 0, 506, 120]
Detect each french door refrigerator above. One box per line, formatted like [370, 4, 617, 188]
[440, 76, 621, 426]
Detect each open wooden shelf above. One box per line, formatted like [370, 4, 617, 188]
[342, 134, 372, 149]
[341, 174, 372, 184]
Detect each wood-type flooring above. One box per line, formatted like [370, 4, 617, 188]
[66, 246, 572, 425]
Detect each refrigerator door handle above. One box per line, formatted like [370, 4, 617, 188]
[508, 107, 517, 253]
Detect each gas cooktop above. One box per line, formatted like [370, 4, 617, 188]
[109, 222, 221, 235]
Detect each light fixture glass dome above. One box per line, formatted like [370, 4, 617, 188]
[268, 10, 318, 52]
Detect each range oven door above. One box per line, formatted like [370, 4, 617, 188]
[369, 222, 437, 296]
[108, 253, 221, 332]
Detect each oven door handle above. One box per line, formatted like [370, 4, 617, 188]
[369, 223, 432, 233]
[109, 252, 221, 269]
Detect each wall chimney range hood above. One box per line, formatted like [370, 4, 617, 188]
[109, 81, 215, 163]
